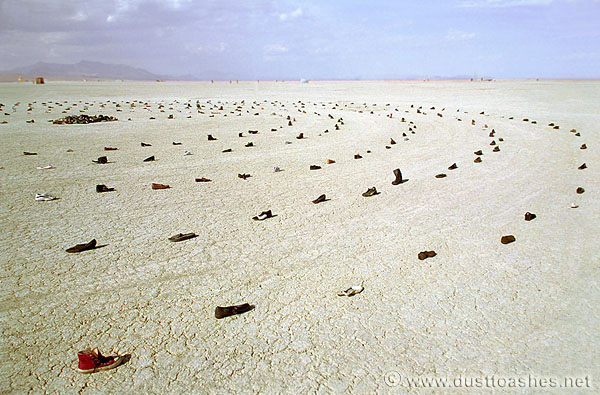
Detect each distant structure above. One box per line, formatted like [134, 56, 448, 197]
[35, 77, 45, 84]
[300, 78, 308, 83]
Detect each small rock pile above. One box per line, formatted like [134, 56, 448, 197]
[52, 114, 117, 124]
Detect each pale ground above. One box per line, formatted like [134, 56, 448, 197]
[0, 80, 598, 393]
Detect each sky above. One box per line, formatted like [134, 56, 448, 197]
[0, 0, 599, 80]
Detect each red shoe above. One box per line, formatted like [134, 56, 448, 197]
[77, 348, 123, 374]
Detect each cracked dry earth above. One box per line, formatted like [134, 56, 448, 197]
[1, 80, 598, 393]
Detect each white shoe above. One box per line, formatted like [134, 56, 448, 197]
[337, 285, 364, 297]
[35, 193, 57, 201]
[37, 165, 54, 170]
[184, 151, 192, 156]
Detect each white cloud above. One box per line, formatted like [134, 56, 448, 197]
[457, 0, 553, 7]
[279, 7, 303, 21]
[446, 28, 476, 41]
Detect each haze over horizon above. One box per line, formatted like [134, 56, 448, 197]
[1, 0, 599, 80]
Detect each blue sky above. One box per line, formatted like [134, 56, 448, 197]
[0, 0, 599, 79]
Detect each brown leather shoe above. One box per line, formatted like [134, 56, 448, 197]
[501, 235, 516, 244]
[418, 251, 436, 260]
[152, 183, 170, 189]
[312, 194, 327, 204]
[66, 239, 97, 253]
[215, 303, 254, 319]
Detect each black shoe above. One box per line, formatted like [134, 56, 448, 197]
[92, 156, 108, 164]
[96, 184, 115, 193]
[143, 156, 155, 162]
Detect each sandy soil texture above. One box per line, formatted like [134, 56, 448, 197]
[0, 80, 598, 393]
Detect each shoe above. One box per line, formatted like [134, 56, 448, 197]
[337, 285, 364, 297]
[35, 193, 57, 201]
[474, 150, 483, 155]
[238, 133, 244, 137]
[576, 187, 585, 194]
[362, 187, 379, 197]
[390, 138, 396, 145]
[104, 147, 118, 151]
[296, 133, 304, 139]
[66, 239, 97, 253]
[391, 169, 405, 185]
[312, 194, 327, 204]
[141, 142, 152, 147]
[309, 165, 321, 170]
[245, 142, 254, 147]
[93, 156, 108, 164]
[580, 144, 587, 150]
[23, 151, 37, 155]
[501, 235, 516, 244]
[578, 163, 586, 170]
[195, 177, 211, 182]
[238, 173, 251, 179]
[172, 142, 182, 145]
[252, 210, 273, 221]
[96, 184, 115, 193]
[354, 154, 362, 159]
[77, 348, 123, 374]
[273, 167, 282, 172]
[222, 148, 232, 153]
[490, 140, 496, 146]
[168, 233, 198, 242]
[474, 157, 482, 163]
[448, 163, 458, 170]
[248, 130, 259, 134]
[435, 173, 447, 178]
[215, 303, 254, 319]
[184, 151, 192, 156]
[524, 212, 536, 221]
[208, 134, 217, 141]
[418, 251, 437, 260]
[143, 156, 155, 162]
[326, 159, 335, 164]
[151, 183, 170, 189]
[493, 146, 500, 152]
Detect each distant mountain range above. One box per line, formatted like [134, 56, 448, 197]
[2, 61, 198, 81]
[1, 60, 489, 81]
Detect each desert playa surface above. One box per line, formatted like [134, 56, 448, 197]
[1, 80, 598, 392]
